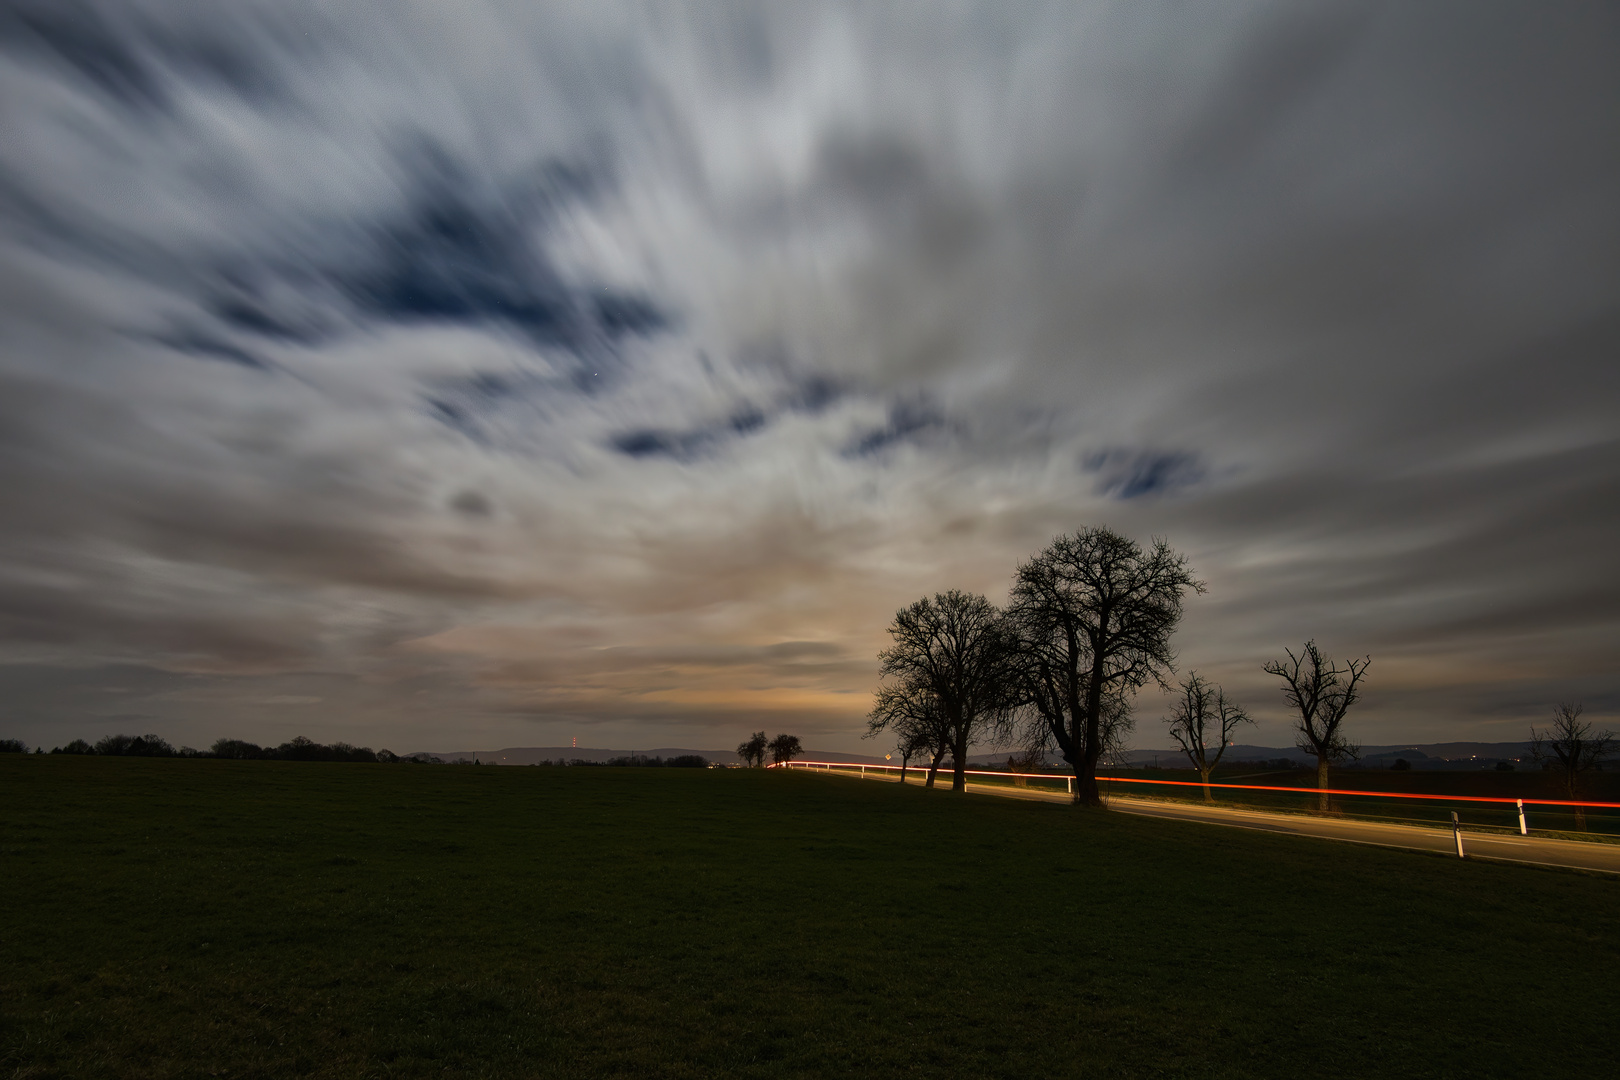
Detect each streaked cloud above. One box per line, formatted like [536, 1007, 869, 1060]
[0, 1, 1616, 752]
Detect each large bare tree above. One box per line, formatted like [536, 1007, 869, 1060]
[876, 590, 1017, 792]
[1531, 703, 1616, 830]
[1263, 641, 1369, 811]
[1007, 528, 1203, 807]
[1164, 672, 1252, 801]
[866, 677, 952, 787]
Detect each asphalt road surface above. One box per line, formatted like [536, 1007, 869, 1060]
[851, 770, 1620, 874]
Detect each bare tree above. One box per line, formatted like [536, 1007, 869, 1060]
[877, 590, 1019, 792]
[767, 733, 803, 765]
[1013, 689, 1134, 793]
[866, 677, 953, 787]
[1263, 641, 1369, 811]
[1531, 703, 1616, 831]
[736, 731, 768, 768]
[1164, 672, 1252, 801]
[1007, 528, 1202, 806]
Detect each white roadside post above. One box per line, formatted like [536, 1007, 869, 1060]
[1516, 799, 1528, 836]
[1452, 811, 1465, 858]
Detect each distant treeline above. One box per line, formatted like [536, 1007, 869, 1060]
[3, 734, 436, 763]
[0, 735, 712, 768]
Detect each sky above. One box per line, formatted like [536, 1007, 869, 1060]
[0, 0, 1617, 756]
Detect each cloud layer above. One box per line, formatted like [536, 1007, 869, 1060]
[1, 1, 1617, 752]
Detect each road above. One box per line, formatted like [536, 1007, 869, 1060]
[834, 769, 1620, 874]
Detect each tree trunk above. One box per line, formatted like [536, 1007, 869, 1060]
[1075, 650, 1106, 808]
[1316, 755, 1331, 813]
[1200, 766, 1213, 802]
[925, 747, 946, 788]
[1566, 773, 1587, 831]
[1068, 738, 1102, 806]
[951, 731, 968, 792]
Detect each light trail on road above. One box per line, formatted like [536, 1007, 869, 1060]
[776, 762, 1620, 874]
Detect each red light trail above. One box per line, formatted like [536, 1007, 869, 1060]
[771, 761, 1620, 809]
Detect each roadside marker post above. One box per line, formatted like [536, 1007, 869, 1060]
[1452, 811, 1465, 858]
[1516, 799, 1528, 836]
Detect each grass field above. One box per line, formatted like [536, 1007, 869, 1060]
[2, 758, 1616, 1079]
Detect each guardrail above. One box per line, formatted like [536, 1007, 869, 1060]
[771, 760, 1620, 838]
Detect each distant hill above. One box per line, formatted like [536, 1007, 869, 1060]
[416, 746, 894, 766]
[417, 741, 1539, 771]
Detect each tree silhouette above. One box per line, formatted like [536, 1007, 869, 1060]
[878, 590, 1019, 792]
[767, 733, 802, 765]
[736, 731, 768, 768]
[867, 677, 953, 787]
[1531, 703, 1616, 830]
[1164, 672, 1252, 801]
[1264, 641, 1369, 811]
[1008, 528, 1201, 806]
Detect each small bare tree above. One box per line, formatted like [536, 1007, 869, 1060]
[1263, 641, 1369, 811]
[866, 678, 952, 787]
[1164, 672, 1252, 801]
[736, 731, 768, 768]
[1531, 703, 1615, 830]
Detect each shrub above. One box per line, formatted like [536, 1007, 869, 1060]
[329, 742, 379, 763]
[95, 734, 176, 757]
[0, 738, 28, 754]
[53, 739, 95, 755]
[211, 738, 264, 759]
[1390, 759, 1411, 771]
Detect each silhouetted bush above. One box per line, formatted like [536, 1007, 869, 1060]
[269, 736, 382, 762]
[52, 739, 95, 755]
[211, 738, 265, 759]
[275, 736, 325, 761]
[376, 749, 400, 763]
[95, 734, 176, 757]
[605, 755, 709, 767]
[1495, 760, 1515, 772]
[0, 738, 28, 754]
[1390, 759, 1411, 771]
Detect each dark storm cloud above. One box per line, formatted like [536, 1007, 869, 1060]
[1083, 450, 1204, 500]
[843, 399, 950, 459]
[610, 406, 768, 461]
[0, 1, 1617, 753]
[216, 159, 660, 347]
[0, 0, 289, 111]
